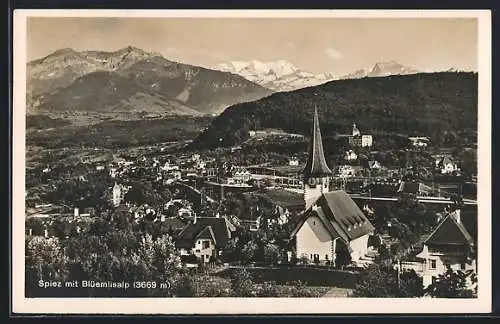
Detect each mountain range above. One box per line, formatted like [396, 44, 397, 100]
[215, 60, 336, 92]
[213, 60, 419, 92]
[27, 46, 273, 115]
[340, 61, 419, 80]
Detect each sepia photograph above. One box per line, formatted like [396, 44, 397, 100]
[12, 9, 491, 314]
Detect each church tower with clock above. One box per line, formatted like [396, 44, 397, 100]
[303, 107, 333, 209]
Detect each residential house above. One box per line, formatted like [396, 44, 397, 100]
[408, 136, 430, 148]
[175, 216, 235, 263]
[368, 160, 382, 170]
[290, 190, 375, 265]
[344, 150, 358, 162]
[129, 204, 156, 220]
[337, 165, 356, 178]
[348, 124, 373, 148]
[436, 156, 459, 174]
[232, 167, 251, 184]
[416, 210, 476, 288]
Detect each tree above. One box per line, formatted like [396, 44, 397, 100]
[26, 218, 45, 236]
[258, 281, 279, 297]
[241, 241, 258, 265]
[221, 238, 240, 263]
[25, 237, 69, 296]
[425, 266, 476, 298]
[352, 263, 424, 297]
[124, 181, 165, 209]
[231, 269, 255, 297]
[263, 243, 280, 266]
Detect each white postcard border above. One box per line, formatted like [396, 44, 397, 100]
[12, 9, 492, 314]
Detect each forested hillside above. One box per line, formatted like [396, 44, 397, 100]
[191, 72, 477, 150]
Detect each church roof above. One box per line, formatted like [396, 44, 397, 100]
[302, 107, 332, 178]
[291, 190, 375, 243]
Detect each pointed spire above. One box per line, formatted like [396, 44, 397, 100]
[303, 106, 332, 178]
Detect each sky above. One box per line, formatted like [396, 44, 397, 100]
[26, 17, 478, 75]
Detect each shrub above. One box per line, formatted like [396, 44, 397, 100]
[173, 275, 198, 297]
[231, 268, 255, 297]
[258, 281, 279, 297]
[263, 243, 280, 266]
[291, 280, 315, 297]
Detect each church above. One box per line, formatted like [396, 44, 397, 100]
[290, 107, 375, 266]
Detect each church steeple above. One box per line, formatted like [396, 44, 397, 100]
[303, 106, 332, 208]
[303, 106, 332, 178]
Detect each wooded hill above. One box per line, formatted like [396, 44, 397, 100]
[191, 72, 478, 151]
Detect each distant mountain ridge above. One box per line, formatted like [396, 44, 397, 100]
[27, 46, 273, 115]
[214, 59, 421, 92]
[215, 60, 337, 92]
[340, 60, 419, 79]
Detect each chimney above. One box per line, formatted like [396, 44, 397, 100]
[74, 207, 79, 218]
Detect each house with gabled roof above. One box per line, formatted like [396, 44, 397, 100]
[175, 216, 235, 264]
[290, 190, 375, 266]
[436, 156, 459, 174]
[416, 210, 476, 288]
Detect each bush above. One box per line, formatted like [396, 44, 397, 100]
[231, 269, 255, 297]
[291, 280, 315, 297]
[173, 275, 198, 297]
[263, 243, 280, 266]
[258, 281, 279, 297]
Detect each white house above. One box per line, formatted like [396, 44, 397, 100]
[344, 150, 358, 161]
[436, 156, 459, 174]
[175, 217, 235, 263]
[337, 165, 356, 178]
[409, 136, 430, 148]
[368, 160, 382, 170]
[348, 123, 373, 148]
[291, 191, 375, 265]
[416, 210, 476, 288]
[232, 167, 251, 183]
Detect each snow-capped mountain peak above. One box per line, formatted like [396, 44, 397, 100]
[214, 60, 335, 92]
[340, 61, 419, 79]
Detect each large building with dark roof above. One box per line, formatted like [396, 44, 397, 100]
[291, 108, 375, 265]
[291, 191, 375, 265]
